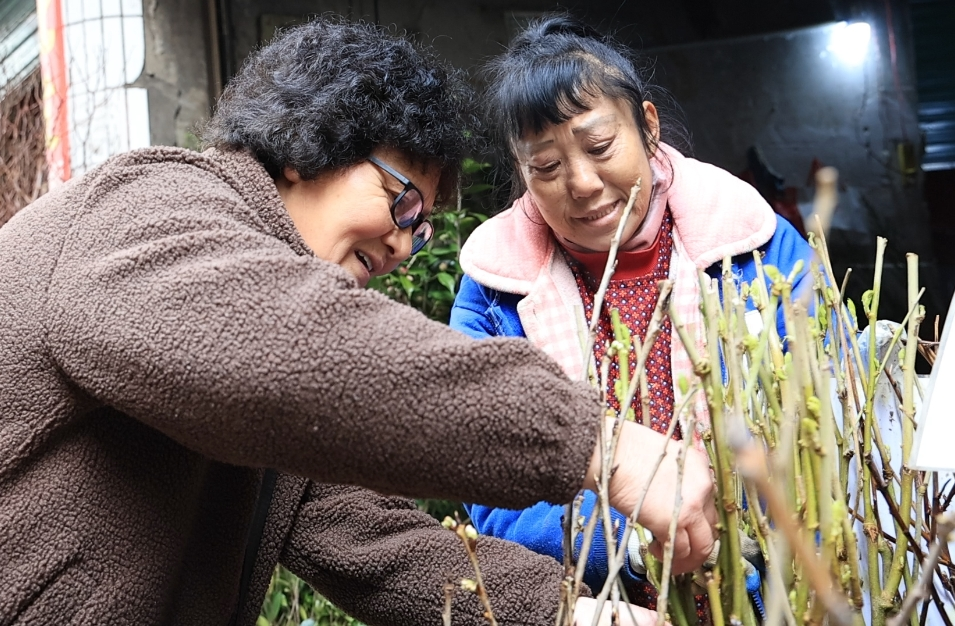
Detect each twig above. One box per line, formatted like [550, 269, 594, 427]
[882, 255, 923, 606]
[587, 390, 693, 626]
[577, 282, 675, 624]
[443, 517, 499, 626]
[887, 514, 955, 626]
[810, 167, 839, 240]
[656, 412, 698, 626]
[734, 440, 856, 626]
[567, 176, 641, 626]
[862, 236, 889, 626]
[573, 497, 603, 591]
[581, 178, 642, 377]
[443, 580, 455, 626]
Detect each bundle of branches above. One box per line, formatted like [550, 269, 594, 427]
[0, 68, 47, 226]
[445, 172, 953, 626]
[563, 170, 955, 626]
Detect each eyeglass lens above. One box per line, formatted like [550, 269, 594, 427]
[367, 156, 433, 254]
[411, 221, 434, 255]
[393, 188, 424, 228]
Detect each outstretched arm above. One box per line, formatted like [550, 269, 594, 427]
[45, 152, 601, 511]
[281, 482, 579, 626]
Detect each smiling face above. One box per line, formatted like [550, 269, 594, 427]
[276, 147, 439, 287]
[515, 96, 660, 253]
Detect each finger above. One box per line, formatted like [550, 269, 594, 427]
[648, 539, 662, 562]
[689, 511, 717, 555]
[702, 490, 719, 531]
[572, 596, 596, 626]
[682, 514, 717, 572]
[648, 526, 690, 563]
[619, 603, 662, 626]
[673, 526, 691, 559]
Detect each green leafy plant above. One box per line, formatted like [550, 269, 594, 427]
[258, 566, 363, 626]
[367, 158, 491, 324]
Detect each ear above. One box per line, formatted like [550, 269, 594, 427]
[282, 167, 304, 184]
[642, 101, 661, 152]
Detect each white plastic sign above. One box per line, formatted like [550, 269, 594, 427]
[911, 293, 955, 471]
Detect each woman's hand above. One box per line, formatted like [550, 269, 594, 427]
[573, 597, 666, 626]
[583, 418, 717, 574]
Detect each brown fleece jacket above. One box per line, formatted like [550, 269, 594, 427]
[0, 147, 601, 625]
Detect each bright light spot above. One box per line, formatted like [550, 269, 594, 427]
[828, 21, 871, 66]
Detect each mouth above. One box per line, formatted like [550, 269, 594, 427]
[577, 200, 620, 223]
[355, 250, 374, 274]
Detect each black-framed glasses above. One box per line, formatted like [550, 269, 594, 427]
[367, 156, 434, 255]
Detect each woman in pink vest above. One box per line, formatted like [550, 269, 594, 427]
[452, 13, 812, 620]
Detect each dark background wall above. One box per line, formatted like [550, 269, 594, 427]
[144, 0, 953, 329]
[650, 16, 938, 324]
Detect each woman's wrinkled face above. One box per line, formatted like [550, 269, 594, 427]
[277, 147, 439, 287]
[515, 96, 659, 253]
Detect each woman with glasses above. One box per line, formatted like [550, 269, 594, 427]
[0, 16, 700, 626]
[450, 13, 813, 619]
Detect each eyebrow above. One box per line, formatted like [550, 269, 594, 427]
[526, 113, 619, 154]
[572, 113, 618, 135]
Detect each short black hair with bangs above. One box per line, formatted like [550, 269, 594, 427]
[484, 14, 689, 197]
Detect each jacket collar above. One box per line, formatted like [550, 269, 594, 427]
[460, 143, 777, 294]
[198, 147, 315, 258]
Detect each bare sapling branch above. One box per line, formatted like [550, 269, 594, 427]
[581, 179, 642, 377]
[560, 176, 640, 626]
[734, 438, 855, 626]
[656, 411, 699, 626]
[887, 514, 955, 626]
[882, 254, 923, 606]
[588, 397, 686, 626]
[443, 580, 455, 626]
[443, 516, 499, 626]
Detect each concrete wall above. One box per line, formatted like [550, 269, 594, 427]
[223, 0, 521, 75]
[220, 0, 839, 75]
[139, 0, 215, 148]
[651, 16, 940, 321]
[142, 0, 941, 320]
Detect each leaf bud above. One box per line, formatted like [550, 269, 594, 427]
[677, 375, 690, 396]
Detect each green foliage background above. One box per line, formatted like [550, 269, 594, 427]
[258, 159, 490, 626]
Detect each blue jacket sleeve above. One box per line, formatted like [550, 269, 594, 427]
[451, 275, 645, 590]
[465, 493, 642, 592]
[449, 274, 500, 339]
[729, 215, 814, 339]
[760, 215, 814, 338]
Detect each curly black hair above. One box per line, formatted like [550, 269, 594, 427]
[201, 17, 478, 201]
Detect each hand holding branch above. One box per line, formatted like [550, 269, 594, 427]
[573, 597, 667, 626]
[583, 418, 717, 574]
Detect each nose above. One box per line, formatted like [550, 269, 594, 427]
[382, 223, 413, 270]
[566, 156, 603, 200]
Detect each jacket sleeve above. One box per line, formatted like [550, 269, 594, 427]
[450, 274, 507, 339]
[450, 278, 644, 591]
[466, 492, 643, 594]
[735, 214, 814, 338]
[43, 157, 601, 511]
[280, 482, 589, 626]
